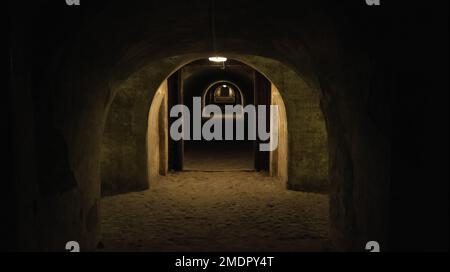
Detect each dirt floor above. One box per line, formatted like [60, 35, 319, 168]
[184, 141, 255, 171]
[100, 171, 330, 251]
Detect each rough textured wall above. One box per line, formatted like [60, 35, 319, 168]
[237, 56, 328, 192]
[158, 89, 169, 176]
[270, 85, 289, 187]
[101, 78, 168, 196]
[101, 58, 183, 196]
[147, 81, 168, 183]
[10, 1, 106, 250]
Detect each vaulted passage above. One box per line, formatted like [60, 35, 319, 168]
[8, 0, 448, 252]
[99, 57, 328, 250]
[181, 59, 257, 172]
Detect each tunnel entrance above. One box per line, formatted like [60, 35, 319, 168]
[100, 55, 329, 251]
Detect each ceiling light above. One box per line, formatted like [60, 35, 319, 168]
[208, 56, 227, 62]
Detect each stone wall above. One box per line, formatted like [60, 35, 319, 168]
[270, 85, 289, 186]
[147, 81, 168, 184]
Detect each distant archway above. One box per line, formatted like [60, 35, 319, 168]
[202, 80, 245, 110]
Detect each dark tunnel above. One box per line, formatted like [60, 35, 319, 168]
[6, 0, 448, 252]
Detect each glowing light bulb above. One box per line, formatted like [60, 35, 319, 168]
[208, 56, 227, 62]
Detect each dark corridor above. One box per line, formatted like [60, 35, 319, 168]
[6, 0, 448, 255]
[168, 59, 272, 172]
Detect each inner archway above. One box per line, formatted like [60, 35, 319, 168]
[181, 59, 255, 172]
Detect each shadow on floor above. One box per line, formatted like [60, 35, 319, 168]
[184, 141, 254, 171]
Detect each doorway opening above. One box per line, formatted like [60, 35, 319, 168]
[184, 80, 252, 171]
[167, 59, 282, 174]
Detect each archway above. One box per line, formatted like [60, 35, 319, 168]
[101, 55, 328, 193]
[10, 1, 395, 251]
[99, 55, 329, 250]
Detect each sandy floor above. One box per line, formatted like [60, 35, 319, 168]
[184, 141, 255, 171]
[100, 171, 330, 251]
